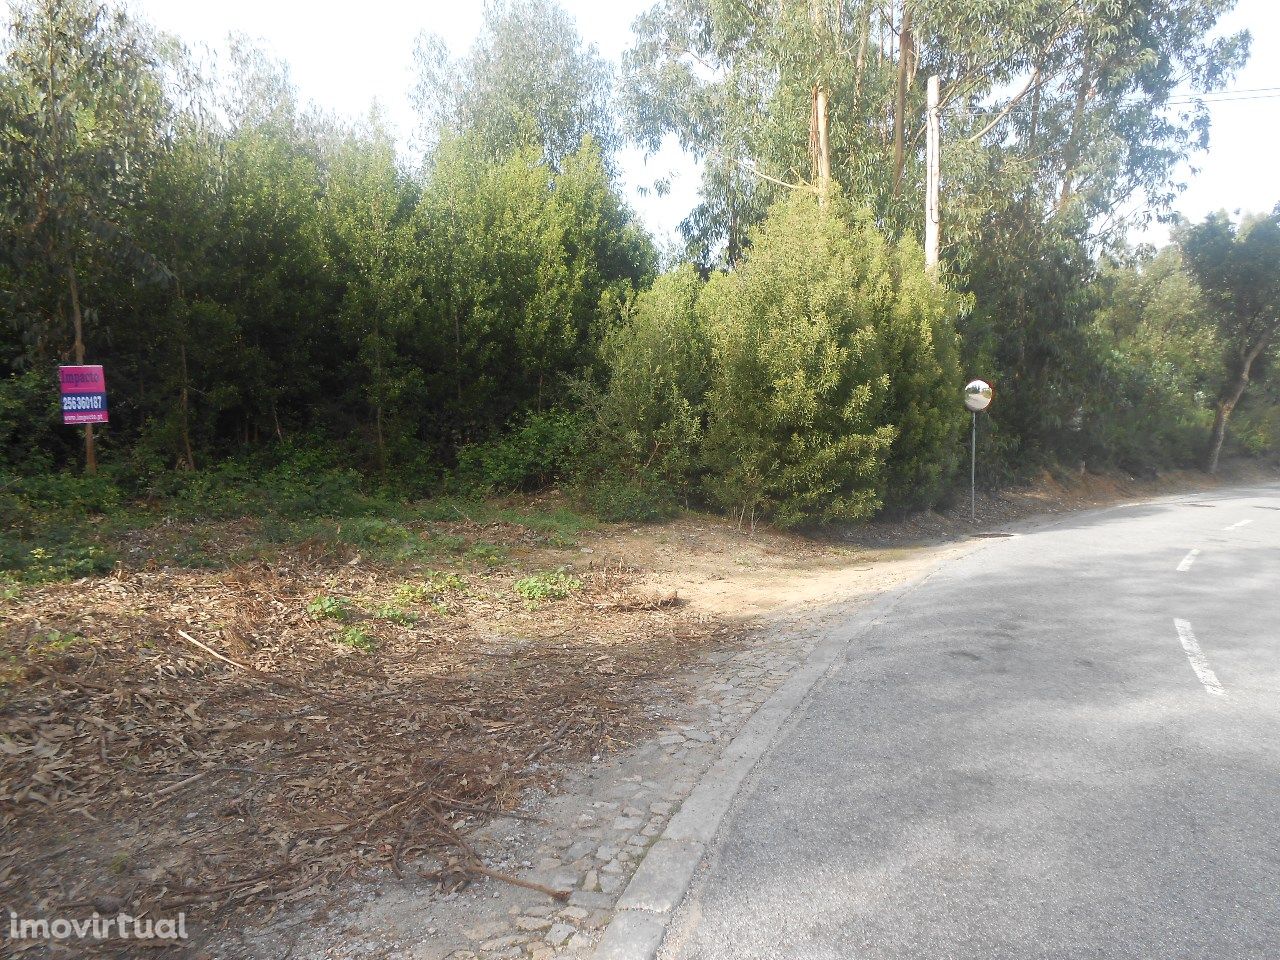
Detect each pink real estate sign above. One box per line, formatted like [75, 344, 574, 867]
[59, 365, 109, 425]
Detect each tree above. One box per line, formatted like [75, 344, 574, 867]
[413, 134, 651, 447]
[582, 264, 710, 508]
[699, 192, 962, 526]
[413, 0, 616, 169]
[0, 0, 173, 471]
[625, 0, 1248, 265]
[322, 113, 423, 472]
[1179, 209, 1280, 473]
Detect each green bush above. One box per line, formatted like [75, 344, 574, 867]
[2, 471, 124, 516]
[579, 470, 676, 521]
[699, 194, 901, 526]
[0, 369, 65, 473]
[877, 239, 968, 510]
[599, 268, 709, 476]
[454, 410, 586, 493]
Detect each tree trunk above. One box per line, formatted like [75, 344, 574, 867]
[810, 84, 831, 205]
[179, 339, 195, 471]
[1058, 51, 1093, 213]
[1028, 65, 1042, 152]
[66, 264, 96, 474]
[852, 5, 870, 109]
[808, 0, 832, 206]
[892, 4, 914, 197]
[1207, 334, 1271, 474]
[924, 75, 940, 272]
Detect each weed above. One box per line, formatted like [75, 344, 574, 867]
[375, 605, 418, 626]
[427, 570, 468, 592]
[21, 544, 112, 582]
[336, 626, 375, 652]
[390, 583, 429, 605]
[0, 573, 19, 602]
[464, 542, 506, 567]
[306, 595, 350, 621]
[513, 569, 582, 607]
[31, 628, 82, 655]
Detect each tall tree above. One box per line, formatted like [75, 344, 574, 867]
[0, 0, 173, 471]
[322, 113, 423, 472]
[1179, 209, 1280, 474]
[625, 0, 1248, 263]
[413, 0, 617, 169]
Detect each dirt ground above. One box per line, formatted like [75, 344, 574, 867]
[2, 462, 1274, 957]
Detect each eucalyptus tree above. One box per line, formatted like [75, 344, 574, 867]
[322, 113, 423, 472]
[0, 0, 174, 470]
[412, 0, 617, 169]
[624, 0, 1248, 264]
[1179, 209, 1280, 473]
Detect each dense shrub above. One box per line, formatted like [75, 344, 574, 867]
[454, 409, 587, 493]
[573, 265, 710, 515]
[698, 193, 961, 527]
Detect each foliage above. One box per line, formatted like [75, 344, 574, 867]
[306, 595, 351, 621]
[454, 409, 587, 493]
[699, 193, 955, 526]
[624, 0, 1248, 264]
[1179, 209, 1280, 469]
[513, 569, 582, 606]
[335, 625, 375, 652]
[0, 0, 1272, 536]
[576, 264, 711, 514]
[413, 0, 617, 167]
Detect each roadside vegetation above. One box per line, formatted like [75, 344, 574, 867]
[1, 0, 1278, 558]
[0, 0, 1278, 943]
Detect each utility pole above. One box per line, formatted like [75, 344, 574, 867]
[925, 74, 940, 273]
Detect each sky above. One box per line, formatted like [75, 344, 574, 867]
[134, 0, 1280, 249]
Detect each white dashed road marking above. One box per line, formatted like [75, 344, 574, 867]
[1176, 549, 1200, 572]
[1174, 619, 1226, 697]
[1224, 518, 1253, 530]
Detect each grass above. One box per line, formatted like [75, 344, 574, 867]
[0, 467, 600, 585]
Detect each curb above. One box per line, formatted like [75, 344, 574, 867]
[589, 565, 950, 960]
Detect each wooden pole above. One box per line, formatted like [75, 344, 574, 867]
[925, 74, 940, 273]
[67, 264, 96, 474]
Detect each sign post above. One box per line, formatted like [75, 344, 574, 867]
[963, 379, 992, 521]
[60, 366, 109, 472]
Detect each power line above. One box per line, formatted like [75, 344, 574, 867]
[1172, 85, 1280, 98]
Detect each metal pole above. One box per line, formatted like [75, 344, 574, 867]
[971, 410, 977, 521]
[925, 75, 940, 273]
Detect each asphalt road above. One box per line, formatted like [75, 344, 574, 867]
[661, 485, 1280, 960]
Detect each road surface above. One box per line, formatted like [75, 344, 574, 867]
[661, 485, 1280, 960]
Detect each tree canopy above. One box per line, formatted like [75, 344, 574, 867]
[0, 0, 1273, 528]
